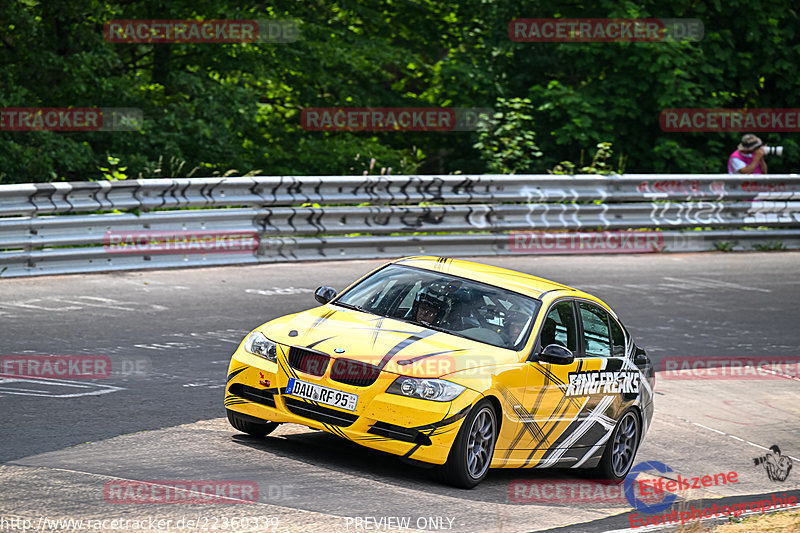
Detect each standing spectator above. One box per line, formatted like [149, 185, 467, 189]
[728, 134, 768, 174]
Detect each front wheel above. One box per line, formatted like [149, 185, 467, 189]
[437, 399, 498, 489]
[593, 409, 640, 482]
[227, 409, 280, 437]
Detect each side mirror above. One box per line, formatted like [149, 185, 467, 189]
[315, 286, 337, 305]
[538, 344, 574, 365]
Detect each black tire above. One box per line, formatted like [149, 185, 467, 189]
[592, 409, 640, 482]
[437, 399, 498, 489]
[226, 409, 279, 437]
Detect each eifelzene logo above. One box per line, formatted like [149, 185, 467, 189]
[564, 370, 640, 396]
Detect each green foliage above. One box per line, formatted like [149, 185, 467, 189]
[1, 0, 798, 183]
[98, 155, 128, 181]
[140, 156, 202, 179]
[550, 142, 625, 175]
[348, 152, 421, 176]
[752, 240, 787, 251]
[474, 97, 542, 174]
[714, 241, 737, 252]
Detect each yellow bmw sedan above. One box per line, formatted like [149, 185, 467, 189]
[225, 257, 655, 488]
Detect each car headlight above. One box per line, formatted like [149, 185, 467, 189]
[387, 376, 465, 402]
[243, 331, 278, 362]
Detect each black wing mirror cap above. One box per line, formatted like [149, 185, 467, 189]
[633, 345, 650, 366]
[538, 344, 575, 365]
[315, 286, 338, 305]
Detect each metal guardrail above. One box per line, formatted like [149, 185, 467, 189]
[1, 174, 799, 277]
[3, 174, 800, 216]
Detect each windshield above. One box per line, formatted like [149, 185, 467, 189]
[335, 264, 541, 350]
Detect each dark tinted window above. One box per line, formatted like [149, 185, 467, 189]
[579, 302, 611, 357]
[610, 317, 626, 356]
[541, 301, 577, 352]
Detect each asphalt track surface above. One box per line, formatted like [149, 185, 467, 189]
[1, 253, 799, 532]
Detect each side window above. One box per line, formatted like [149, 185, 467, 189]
[610, 317, 626, 356]
[541, 301, 577, 352]
[578, 302, 611, 357]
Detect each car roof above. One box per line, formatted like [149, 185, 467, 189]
[392, 256, 583, 300]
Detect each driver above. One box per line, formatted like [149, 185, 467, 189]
[414, 285, 452, 326]
[504, 310, 528, 345]
[416, 299, 439, 325]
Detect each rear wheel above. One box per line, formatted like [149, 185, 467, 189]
[437, 399, 498, 489]
[593, 409, 640, 482]
[226, 409, 279, 437]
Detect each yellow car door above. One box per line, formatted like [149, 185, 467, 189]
[497, 300, 583, 465]
[506, 299, 628, 469]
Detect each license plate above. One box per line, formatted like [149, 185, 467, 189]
[285, 378, 358, 411]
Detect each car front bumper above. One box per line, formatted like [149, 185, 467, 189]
[225, 345, 480, 465]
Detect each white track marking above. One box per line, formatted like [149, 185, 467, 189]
[0, 377, 123, 398]
[673, 414, 800, 462]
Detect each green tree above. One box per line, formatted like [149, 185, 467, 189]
[1, 0, 798, 182]
[473, 97, 541, 173]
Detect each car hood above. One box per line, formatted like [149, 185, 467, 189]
[259, 305, 518, 378]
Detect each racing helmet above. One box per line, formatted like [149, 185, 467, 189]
[413, 282, 454, 324]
